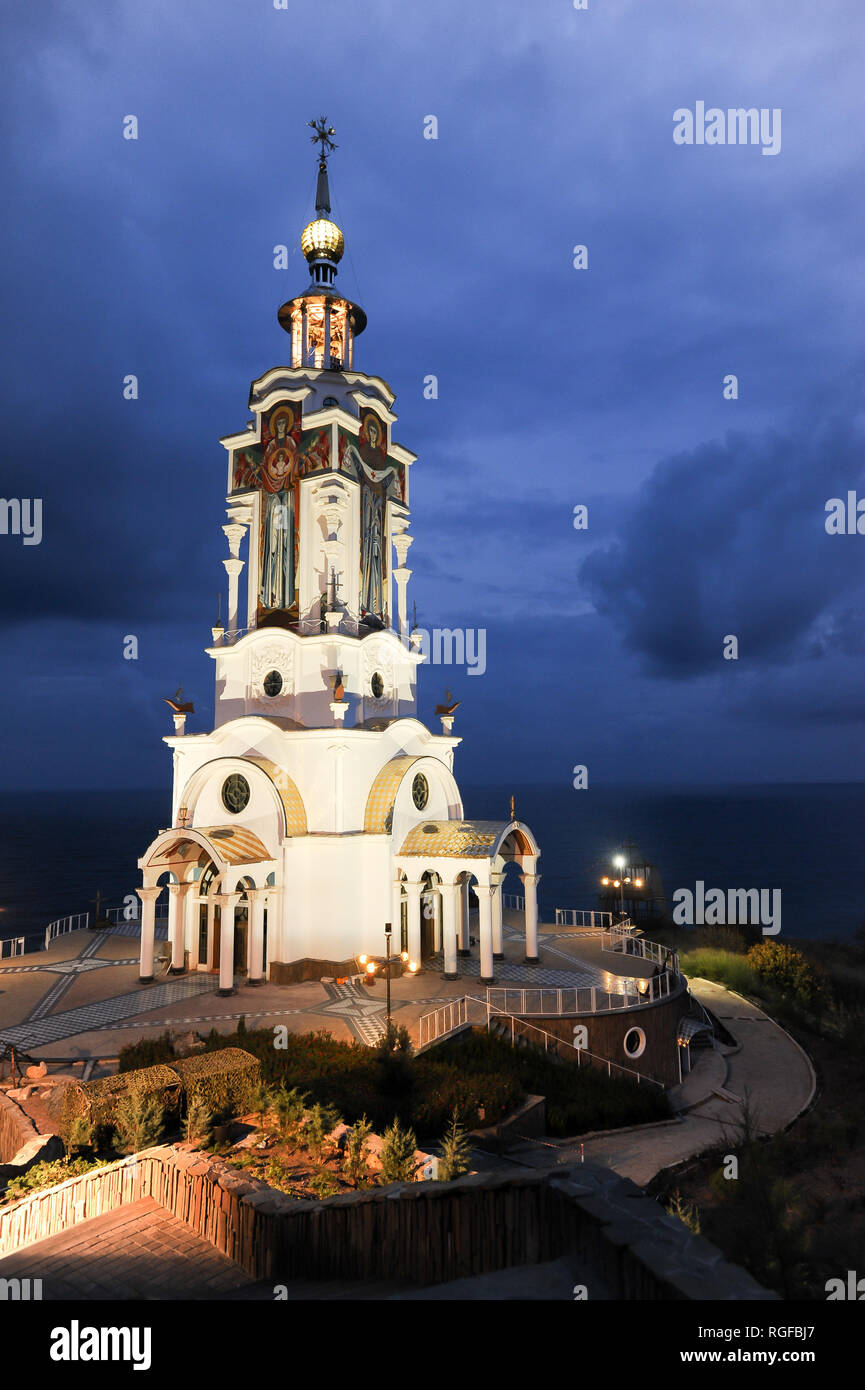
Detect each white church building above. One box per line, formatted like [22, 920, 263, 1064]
[137, 126, 541, 996]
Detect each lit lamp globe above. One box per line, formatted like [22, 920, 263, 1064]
[301, 218, 345, 264]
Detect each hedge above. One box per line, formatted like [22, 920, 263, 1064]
[61, 1064, 183, 1146]
[170, 1048, 261, 1119]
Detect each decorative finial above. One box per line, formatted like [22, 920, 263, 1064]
[308, 116, 337, 163]
[308, 117, 337, 217]
[509, 794, 516, 822]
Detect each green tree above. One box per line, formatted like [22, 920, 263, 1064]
[343, 1115, 374, 1185]
[304, 1102, 342, 1164]
[373, 1020, 415, 1108]
[379, 1117, 418, 1185]
[113, 1087, 165, 1155]
[438, 1108, 472, 1181]
[184, 1095, 213, 1146]
[64, 1115, 94, 1162]
[273, 1084, 308, 1146]
[248, 1079, 275, 1131]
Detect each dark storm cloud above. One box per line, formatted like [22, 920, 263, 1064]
[2, 0, 865, 786]
[579, 406, 865, 680]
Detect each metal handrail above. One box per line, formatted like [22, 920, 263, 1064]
[554, 909, 615, 929]
[416, 994, 664, 1088]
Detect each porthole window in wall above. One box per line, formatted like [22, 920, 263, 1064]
[263, 669, 283, 697]
[370, 671, 384, 699]
[623, 1026, 647, 1059]
[412, 772, 429, 810]
[222, 774, 251, 814]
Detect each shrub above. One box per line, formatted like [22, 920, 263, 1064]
[379, 1118, 418, 1184]
[273, 1084, 308, 1145]
[184, 1095, 213, 1145]
[2, 1157, 102, 1205]
[171, 1048, 261, 1120]
[248, 1080, 275, 1129]
[304, 1101, 342, 1163]
[372, 1021, 415, 1099]
[666, 1189, 701, 1235]
[61, 1064, 181, 1149]
[64, 1115, 94, 1160]
[118, 1032, 177, 1071]
[113, 1086, 166, 1155]
[746, 941, 828, 1011]
[438, 1108, 472, 1181]
[343, 1115, 373, 1185]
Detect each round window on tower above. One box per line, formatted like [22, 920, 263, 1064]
[263, 669, 283, 698]
[370, 671, 384, 699]
[412, 773, 429, 810]
[323, 396, 339, 408]
[623, 1027, 647, 1059]
[222, 774, 251, 815]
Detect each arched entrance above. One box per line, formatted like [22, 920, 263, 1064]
[420, 870, 442, 961]
[232, 878, 255, 977]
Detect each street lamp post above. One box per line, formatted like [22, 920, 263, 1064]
[601, 855, 644, 926]
[359, 922, 418, 1028]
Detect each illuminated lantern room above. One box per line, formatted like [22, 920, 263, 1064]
[278, 119, 367, 371]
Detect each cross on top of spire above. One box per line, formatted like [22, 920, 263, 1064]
[308, 117, 337, 166]
[308, 117, 337, 218]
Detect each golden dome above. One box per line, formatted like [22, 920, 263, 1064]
[301, 218, 345, 263]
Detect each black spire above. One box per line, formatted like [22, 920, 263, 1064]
[308, 117, 337, 216]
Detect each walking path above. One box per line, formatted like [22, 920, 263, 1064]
[504, 978, 816, 1187]
[0, 1198, 252, 1300]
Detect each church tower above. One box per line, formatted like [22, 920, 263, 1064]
[137, 122, 540, 995]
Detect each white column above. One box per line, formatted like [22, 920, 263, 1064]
[248, 890, 265, 985]
[324, 304, 331, 365]
[432, 888, 442, 952]
[205, 899, 216, 969]
[404, 880, 423, 969]
[223, 557, 245, 638]
[474, 883, 495, 984]
[301, 302, 308, 365]
[218, 893, 240, 996]
[441, 882, 459, 980]
[391, 878, 404, 952]
[458, 880, 471, 956]
[521, 870, 541, 964]
[490, 869, 504, 961]
[137, 886, 162, 983]
[167, 882, 188, 974]
[188, 897, 202, 970]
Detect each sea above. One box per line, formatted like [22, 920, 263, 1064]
[1, 783, 863, 947]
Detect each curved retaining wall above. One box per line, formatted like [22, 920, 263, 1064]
[0, 1144, 777, 1300]
[536, 988, 687, 1088]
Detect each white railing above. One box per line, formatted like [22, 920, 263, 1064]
[603, 924, 679, 975]
[501, 893, 525, 911]
[105, 904, 169, 925]
[418, 996, 479, 1046]
[0, 936, 26, 959]
[485, 970, 679, 1017]
[44, 912, 90, 947]
[485, 1006, 664, 1088]
[417, 994, 664, 1088]
[554, 909, 616, 929]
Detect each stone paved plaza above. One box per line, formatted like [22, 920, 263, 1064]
[0, 912, 617, 1059]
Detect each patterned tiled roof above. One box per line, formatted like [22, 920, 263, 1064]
[245, 757, 308, 835]
[398, 820, 509, 859]
[153, 826, 273, 867]
[363, 755, 421, 833]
